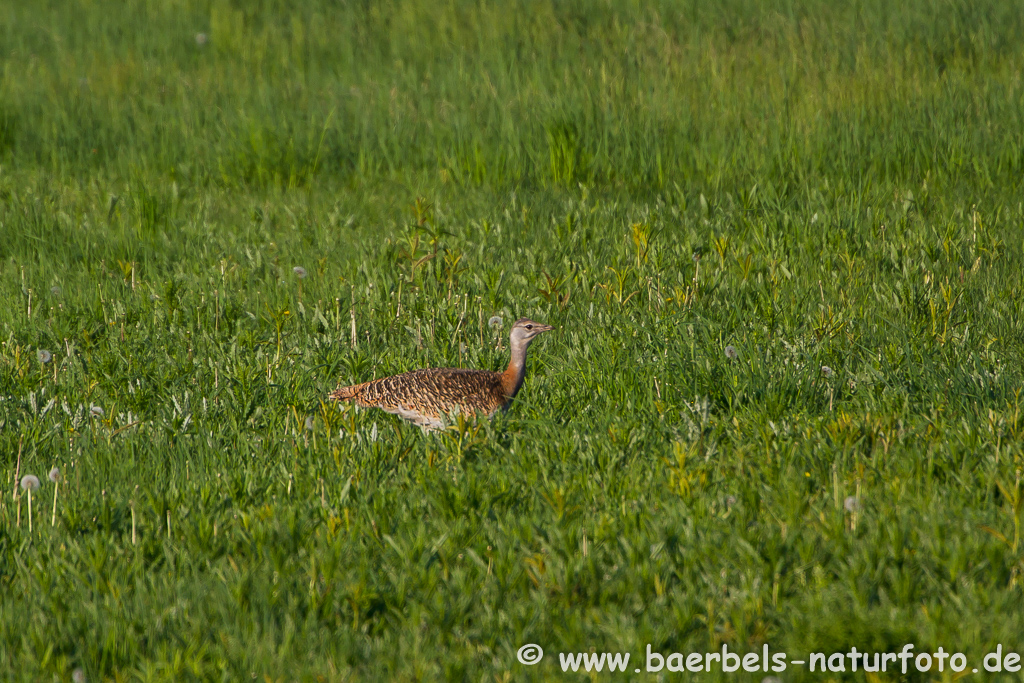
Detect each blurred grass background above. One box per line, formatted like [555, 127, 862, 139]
[1, 0, 1024, 680]
[2, 0, 1022, 194]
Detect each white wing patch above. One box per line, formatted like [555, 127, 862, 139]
[378, 403, 445, 431]
[353, 401, 495, 433]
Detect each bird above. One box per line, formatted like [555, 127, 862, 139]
[328, 318, 553, 430]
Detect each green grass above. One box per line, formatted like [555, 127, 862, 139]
[2, 0, 1024, 680]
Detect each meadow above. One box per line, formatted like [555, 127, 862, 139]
[1, 0, 1024, 680]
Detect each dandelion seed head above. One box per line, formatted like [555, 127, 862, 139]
[72, 669, 87, 683]
[304, 415, 314, 431]
[692, 252, 701, 263]
[844, 496, 860, 512]
[90, 405, 104, 417]
[48, 467, 60, 483]
[292, 266, 307, 279]
[488, 315, 503, 329]
[821, 365, 834, 377]
[51, 286, 62, 297]
[195, 32, 208, 46]
[20, 474, 40, 492]
[38, 349, 52, 364]
[724, 345, 738, 360]
[725, 495, 737, 507]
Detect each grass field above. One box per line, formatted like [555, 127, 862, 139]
[2, 0, 1024, 680]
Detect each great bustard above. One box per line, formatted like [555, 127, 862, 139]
[328, 318, 553, 430]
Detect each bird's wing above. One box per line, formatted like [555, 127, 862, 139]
[331, 368, 505, 418]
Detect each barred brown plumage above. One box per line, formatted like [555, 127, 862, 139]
[329, 318, 553, 430]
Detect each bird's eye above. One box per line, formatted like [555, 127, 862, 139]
[526, 324, 533, 330]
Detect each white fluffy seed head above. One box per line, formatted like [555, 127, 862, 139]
[844, 496, 860, 512]
[90, 405, 104, 417]
[49, 467, 60, 483]
[292, 266, 307, 279]
[488, 315, 503, 329]
[821, 365, 834, 377]
[20, 474, 40, 492]
[38, 349, 52, 363]
[724, 345, 738, 360]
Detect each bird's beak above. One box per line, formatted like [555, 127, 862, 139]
[536, 323, 554, 333]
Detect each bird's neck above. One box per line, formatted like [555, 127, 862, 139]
[501, 337, 530, 398]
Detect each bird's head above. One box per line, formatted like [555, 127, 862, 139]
[510, 318, 554, 346]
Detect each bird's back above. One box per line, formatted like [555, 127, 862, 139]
[330, 367, 508, 428]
